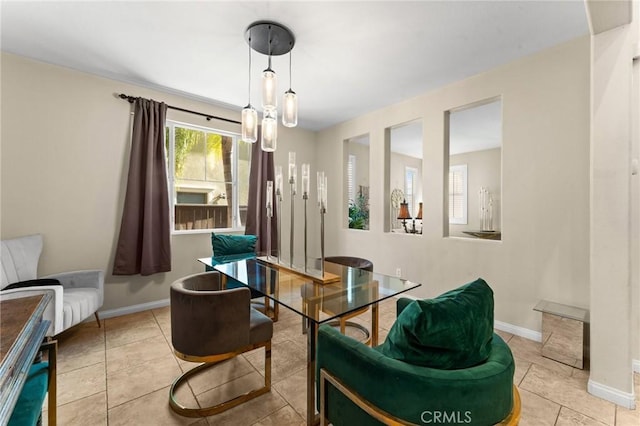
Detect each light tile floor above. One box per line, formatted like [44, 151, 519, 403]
[42, 299, 639, 425]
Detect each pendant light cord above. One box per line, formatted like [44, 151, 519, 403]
[267, 25, 272, 70]
[289, 49, 293, 89]
[247, 29, 252, 105]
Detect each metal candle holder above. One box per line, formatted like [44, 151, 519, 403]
[320, 203, 326, 278]
[289, 177, 296, 268]
[276, 189, 282, 262]
[303, 193, 308, 272]
[317, 171, 327, 278]
[301, 163, 310, 272]
[266, 181, 273, 260]
[275, 165, 283, 263]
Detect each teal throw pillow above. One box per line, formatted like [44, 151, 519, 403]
[211, 233, 257, 256]
[379, 278, 494, 369]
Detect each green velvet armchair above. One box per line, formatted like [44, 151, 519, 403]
[317, 279, 521, 425]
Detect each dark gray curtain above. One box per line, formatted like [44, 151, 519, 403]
[245, 133, 277, 255]
[113, 98, 171, 276]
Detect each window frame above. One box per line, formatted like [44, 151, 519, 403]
[404, 166, 418, 215]
[449, 164, 468, 225]
[347, 154, 356, 204]
[166, 120, 247, 234]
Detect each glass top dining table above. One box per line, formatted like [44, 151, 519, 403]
[197, 256, 421, 425]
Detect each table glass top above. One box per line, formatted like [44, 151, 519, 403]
[205, 257, 421, 324]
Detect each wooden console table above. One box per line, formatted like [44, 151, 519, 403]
[0, 293, 56, 425]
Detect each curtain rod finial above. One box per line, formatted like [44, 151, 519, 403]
[118, 93, 135, 103]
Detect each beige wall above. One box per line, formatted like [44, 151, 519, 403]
[0, 53, 318, 311]
[450, 148, 502, 237]
[589, 22, 636, 404]
[634, 57, 640, 370]
[317, 36, 591, 333]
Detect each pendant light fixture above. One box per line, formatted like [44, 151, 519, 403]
[243, 21, 297, 151]
[241, 28, 258, 143]
[262, 55, 277, 109]
[262, 107, 277, 152]
[282, 50, 298, 127]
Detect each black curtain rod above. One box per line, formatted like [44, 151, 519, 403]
[118, 94, 241, 125]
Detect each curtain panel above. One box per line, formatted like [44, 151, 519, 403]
[245, 135, 277, 254]
[113, 98, 171, 276]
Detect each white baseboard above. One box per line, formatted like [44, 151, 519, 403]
[633, 359, 640, 373]
[98, 298, 170, 320]
[494, 319, 542, 342]
[588, 379, 637, 409]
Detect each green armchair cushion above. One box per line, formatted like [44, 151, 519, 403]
[379, 278, 494, 369]
[8, 362, 49, 426]
[211, 233, 257, 256]
[317, 326, 514, 425]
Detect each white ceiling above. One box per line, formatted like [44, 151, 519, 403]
[1, 1, 588, 132]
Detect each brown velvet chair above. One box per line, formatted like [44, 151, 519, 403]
[169, 271, 273, 417]
[325, 256, 374, 343]
[304, 256, 374, 343]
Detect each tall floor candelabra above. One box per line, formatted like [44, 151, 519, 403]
[317, 171, 327, 277]
[302, 164, 310, 272]
[266, 156, 330, 282]
[288, 153, 297, 268]
[275, 166, 283, 262]
[266, 181, 273, 259]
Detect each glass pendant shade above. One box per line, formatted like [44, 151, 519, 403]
[282, 89, 298, 127]
[261, 108, 277, 152]
[262, 68, 277, 109]
[241, 105, 258, 143]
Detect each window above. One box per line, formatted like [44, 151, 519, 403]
[405, 167, 418, 214]
[166, 121, 251, 231]
[449, 164, 467, 224]
[347, 154, 356, 203]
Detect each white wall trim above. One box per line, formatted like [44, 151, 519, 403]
[98, 299, 170, 320]
[633, 359, 640, 373]
[588, 379, 637, 409]
[494, 320, 542, 342]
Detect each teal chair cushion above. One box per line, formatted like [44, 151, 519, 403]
[207, 234, 260, 299]
[207, 253, 257, 268]
[8, 362, 49, 426]
[211, 233, 257, 256]
[379, 278, 494, 369]
[317, 326, 514, 425]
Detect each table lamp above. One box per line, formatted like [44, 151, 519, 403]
[397, 200, 412, 233]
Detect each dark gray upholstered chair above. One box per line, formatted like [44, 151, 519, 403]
[324, 256, 373, 273]
[325, 256, 373, 342]
[305, 256, 374, 343]
[169, 271, 273, 417]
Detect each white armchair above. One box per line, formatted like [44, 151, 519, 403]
[0, 234, 104, 336]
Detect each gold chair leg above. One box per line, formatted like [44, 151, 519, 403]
[497, 385, 522, 425]
[326, 319, 371, 345]
[169, 342, 272, 418]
